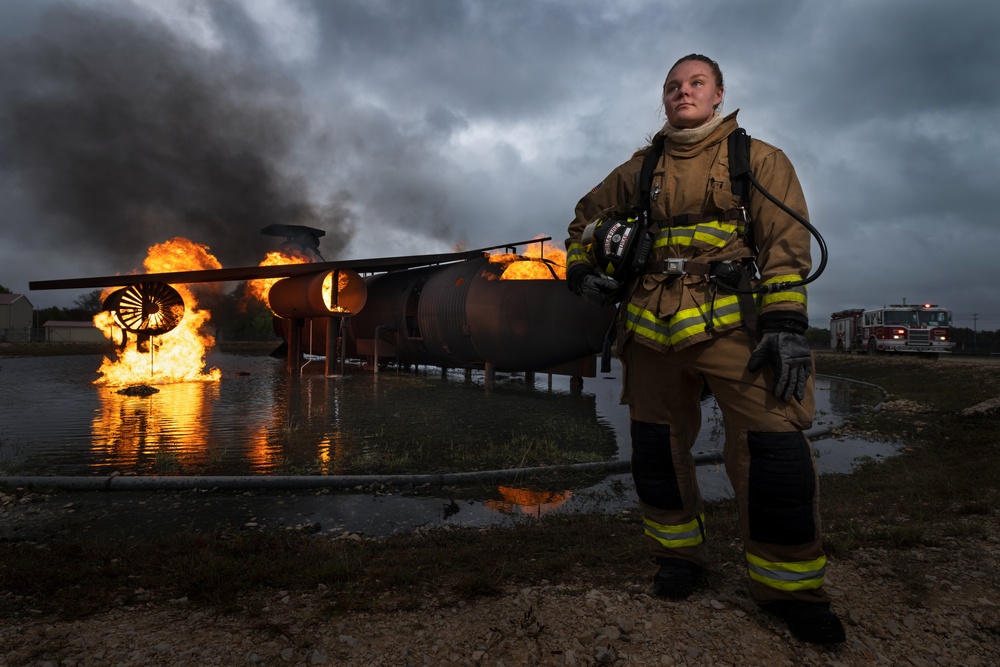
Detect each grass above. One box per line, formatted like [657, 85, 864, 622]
[0, 350, 998, 621]
[339, 422, 610, 474]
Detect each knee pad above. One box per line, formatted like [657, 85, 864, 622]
[630, 421, 682, 510]
[747, 431, 816, 545]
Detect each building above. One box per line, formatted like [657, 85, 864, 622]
[0, 293, 33, 343]
[43, 320, 107, 343]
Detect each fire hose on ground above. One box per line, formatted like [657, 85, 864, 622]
[0, 420, 859, 493]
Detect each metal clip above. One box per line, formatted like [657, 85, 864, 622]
[663, 258, 687, 274]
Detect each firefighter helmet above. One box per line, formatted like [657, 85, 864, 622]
[581, 211, 644, 279]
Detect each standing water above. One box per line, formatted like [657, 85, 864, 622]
[0, 351, 893, 535]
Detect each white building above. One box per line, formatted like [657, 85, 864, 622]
[0, 293, 33, 343]
[43, 320, 107, 343]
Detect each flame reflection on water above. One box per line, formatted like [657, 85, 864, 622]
[0, 353, 889, 491]
[91, 381, 216, 471]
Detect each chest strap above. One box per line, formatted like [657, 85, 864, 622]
[643, 258, 713, 276]
[653, 207, 748, 228]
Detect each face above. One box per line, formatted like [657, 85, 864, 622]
[662, 60, 724, 129]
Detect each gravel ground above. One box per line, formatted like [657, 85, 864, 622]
[0, 506, 997, 667]
[3, 354, 999, 666]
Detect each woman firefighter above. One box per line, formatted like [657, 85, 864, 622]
[564, 54, 845, 644]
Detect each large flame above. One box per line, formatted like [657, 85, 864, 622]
[245, 249, 311, 304]
[488, 237, 566, 280]
[94, 238, 223, 386]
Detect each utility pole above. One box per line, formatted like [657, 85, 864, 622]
[972, 313, 978, 352]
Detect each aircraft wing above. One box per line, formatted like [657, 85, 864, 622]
[28, 239, 550, 291]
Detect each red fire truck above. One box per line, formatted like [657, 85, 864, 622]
[830, 304, 955, 355]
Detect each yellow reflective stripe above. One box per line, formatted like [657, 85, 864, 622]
[760, 274, 807, 308]
[625, 296, 742, 346]
[566, 243, 589, 266]
[644, 514, 705, 549]
[746, 553, 826, 591]
[653, 220, 742, 249]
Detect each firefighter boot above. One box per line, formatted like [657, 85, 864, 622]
[651, 557, 704, 600]
[760, 601, 846, 644]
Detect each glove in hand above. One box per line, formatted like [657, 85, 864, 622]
[578, 273, 620, 306]
[747, 331, 812, 402]
[567, 264, 620, 306]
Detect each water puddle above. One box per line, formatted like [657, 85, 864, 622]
[0, 352, 895, 537]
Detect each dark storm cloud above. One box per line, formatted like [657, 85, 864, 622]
[309, 1, 596, 117]
[1, 0, 998, 328]
[297, 1, 666, 248]
[0, 1, 351, 271]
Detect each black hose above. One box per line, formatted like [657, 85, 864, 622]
[715, 170, 828, 296]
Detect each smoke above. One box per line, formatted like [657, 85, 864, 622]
[0, 2, 351, 270]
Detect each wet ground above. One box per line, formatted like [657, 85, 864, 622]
[0, 353, 895, 540]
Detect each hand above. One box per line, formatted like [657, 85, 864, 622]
[747, 331, 812, 402]
[578, 273, 620, 306]
[567, 265, 620, 306]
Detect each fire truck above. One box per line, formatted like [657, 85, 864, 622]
[830, 304, 955, 355]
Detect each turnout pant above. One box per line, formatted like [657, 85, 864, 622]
[621, 328, 830, 605]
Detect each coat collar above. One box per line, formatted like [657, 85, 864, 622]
[660, 110, 740, 157]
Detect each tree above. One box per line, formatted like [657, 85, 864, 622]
[0, 284, 11, 294]
[71, 290, 104, 316]
[805, 326, 830, 350]
[211, 283, 281, 342]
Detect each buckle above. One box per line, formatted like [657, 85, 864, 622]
[663, 258, 687, 274]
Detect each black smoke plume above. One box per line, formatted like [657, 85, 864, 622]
[0, 2, 351, 270]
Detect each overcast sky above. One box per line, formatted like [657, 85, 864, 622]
[1, 0, 997, 330]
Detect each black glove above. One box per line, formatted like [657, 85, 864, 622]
[747, 318, 812, 402]
[567, 264, 620, 307]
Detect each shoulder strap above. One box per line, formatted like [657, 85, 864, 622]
[638, 134, 665, 214]
[728, 128, 751, 205]
[728, 127, 761, 278]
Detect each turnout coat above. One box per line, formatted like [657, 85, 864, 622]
[565, 111, 812, 352]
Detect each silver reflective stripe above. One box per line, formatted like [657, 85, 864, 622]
[643, 515, 705, 548]
[747, 561, 825, 583]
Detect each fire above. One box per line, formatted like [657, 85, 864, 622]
[487, 237, 567, 280]
[246, 249, 311, 304]
[246, 249, 354, 315]
[93, 238, 223, 386]
[483, 485, 572, 516]
[322, 271, 354, 313]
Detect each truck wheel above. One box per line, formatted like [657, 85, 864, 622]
[867, 338, 878, 355]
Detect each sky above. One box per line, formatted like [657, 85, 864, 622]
[0, 0, 997, 331]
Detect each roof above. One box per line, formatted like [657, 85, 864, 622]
[0, 293, 29, 305]
[42, 320, 99, 328]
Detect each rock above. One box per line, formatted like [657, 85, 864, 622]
[116, 385, 159, 396]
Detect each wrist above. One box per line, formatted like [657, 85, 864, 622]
[758, 311, 808, 335]
[566, 262, 595, 292]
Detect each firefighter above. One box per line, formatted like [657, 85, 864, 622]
[565, 54, 845, 644]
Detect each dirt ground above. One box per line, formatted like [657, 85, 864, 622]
[1, 353, 999, 666]
[1, 511, 997, 666]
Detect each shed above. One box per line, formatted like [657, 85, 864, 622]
[43, 320, 107, 343]
[0, 293, 34, 343]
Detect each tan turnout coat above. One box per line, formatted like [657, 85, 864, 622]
[565, 111, 812, 352]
